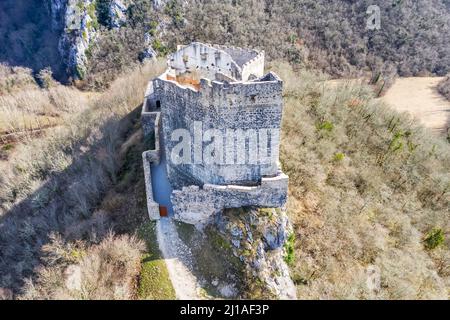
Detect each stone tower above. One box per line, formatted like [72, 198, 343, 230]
[142, 42, 288, 224]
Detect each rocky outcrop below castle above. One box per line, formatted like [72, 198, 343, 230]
[210, 207, 297, 299]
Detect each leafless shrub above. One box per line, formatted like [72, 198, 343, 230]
[36, 68, 56, 89]
[0, 67, 88, 135]
[438, 76, 450, 101]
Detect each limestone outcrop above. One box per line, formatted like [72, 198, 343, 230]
[45, 0, 159, 79]
[213, 207, 297, 299]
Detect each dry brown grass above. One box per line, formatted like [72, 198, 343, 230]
[20, 233, 145, 300]
[0, 64, 89, 146]
[0, 60, 166, 299]
[273, 62, 450, 299]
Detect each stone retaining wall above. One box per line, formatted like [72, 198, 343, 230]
[171, 172, 289, 225]
[142, 151, 160, 220]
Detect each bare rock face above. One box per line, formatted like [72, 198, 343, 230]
[214, 207, 297, 299]
[46, 0, 68, 31]
[109, 0, 129, 28]
[59, 0, 99, 79]
[140, 33, 158, 61]
[45, 0, 99, 79]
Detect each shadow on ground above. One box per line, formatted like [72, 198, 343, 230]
[0, 106, 148, 297]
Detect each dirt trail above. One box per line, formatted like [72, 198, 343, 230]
[156, 218, 202, 300]
[381, 77, 450, 134]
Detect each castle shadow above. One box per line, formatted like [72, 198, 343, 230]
[0, 106, 145, 297]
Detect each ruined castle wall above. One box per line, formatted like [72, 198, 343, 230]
[241, 52, 265, 81]
[141, 110, 161, 166]
[171, 172, 289, 225]
[153, 73, 283, 188]
[141, 81, 162, 165]
[170, 42, 240, 80]
[212, 44, 264, 80]
[141, 94, 162, 220]
[142, 151, 161, 220]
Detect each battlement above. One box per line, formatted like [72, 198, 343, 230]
[153, 70, 282, 110]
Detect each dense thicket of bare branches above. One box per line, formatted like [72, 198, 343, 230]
[163, 0, 450, 77]
[0, 61, 165, 298]
[438, 76, 450, 101]
[85, 0, 450, 86]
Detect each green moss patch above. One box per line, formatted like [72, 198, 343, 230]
[137, 222, 176, 300]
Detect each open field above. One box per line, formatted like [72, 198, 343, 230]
[382, 77, 450, 135]
[326, 77, 450, 136]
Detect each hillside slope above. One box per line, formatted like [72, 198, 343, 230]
[274, 62, 449, 299]
[1, 0, 449, 87]
[169, 0, 450, 77]
[0, 60, 448, 299]
[0, 61, 173, 299]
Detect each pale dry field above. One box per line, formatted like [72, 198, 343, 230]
[382, 77, 450, 134]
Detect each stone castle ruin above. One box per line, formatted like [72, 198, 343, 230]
[142, 42, 289, 225]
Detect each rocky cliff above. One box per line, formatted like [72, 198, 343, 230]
[45, 0, 159, 80]
[212, 207, 297, 299]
